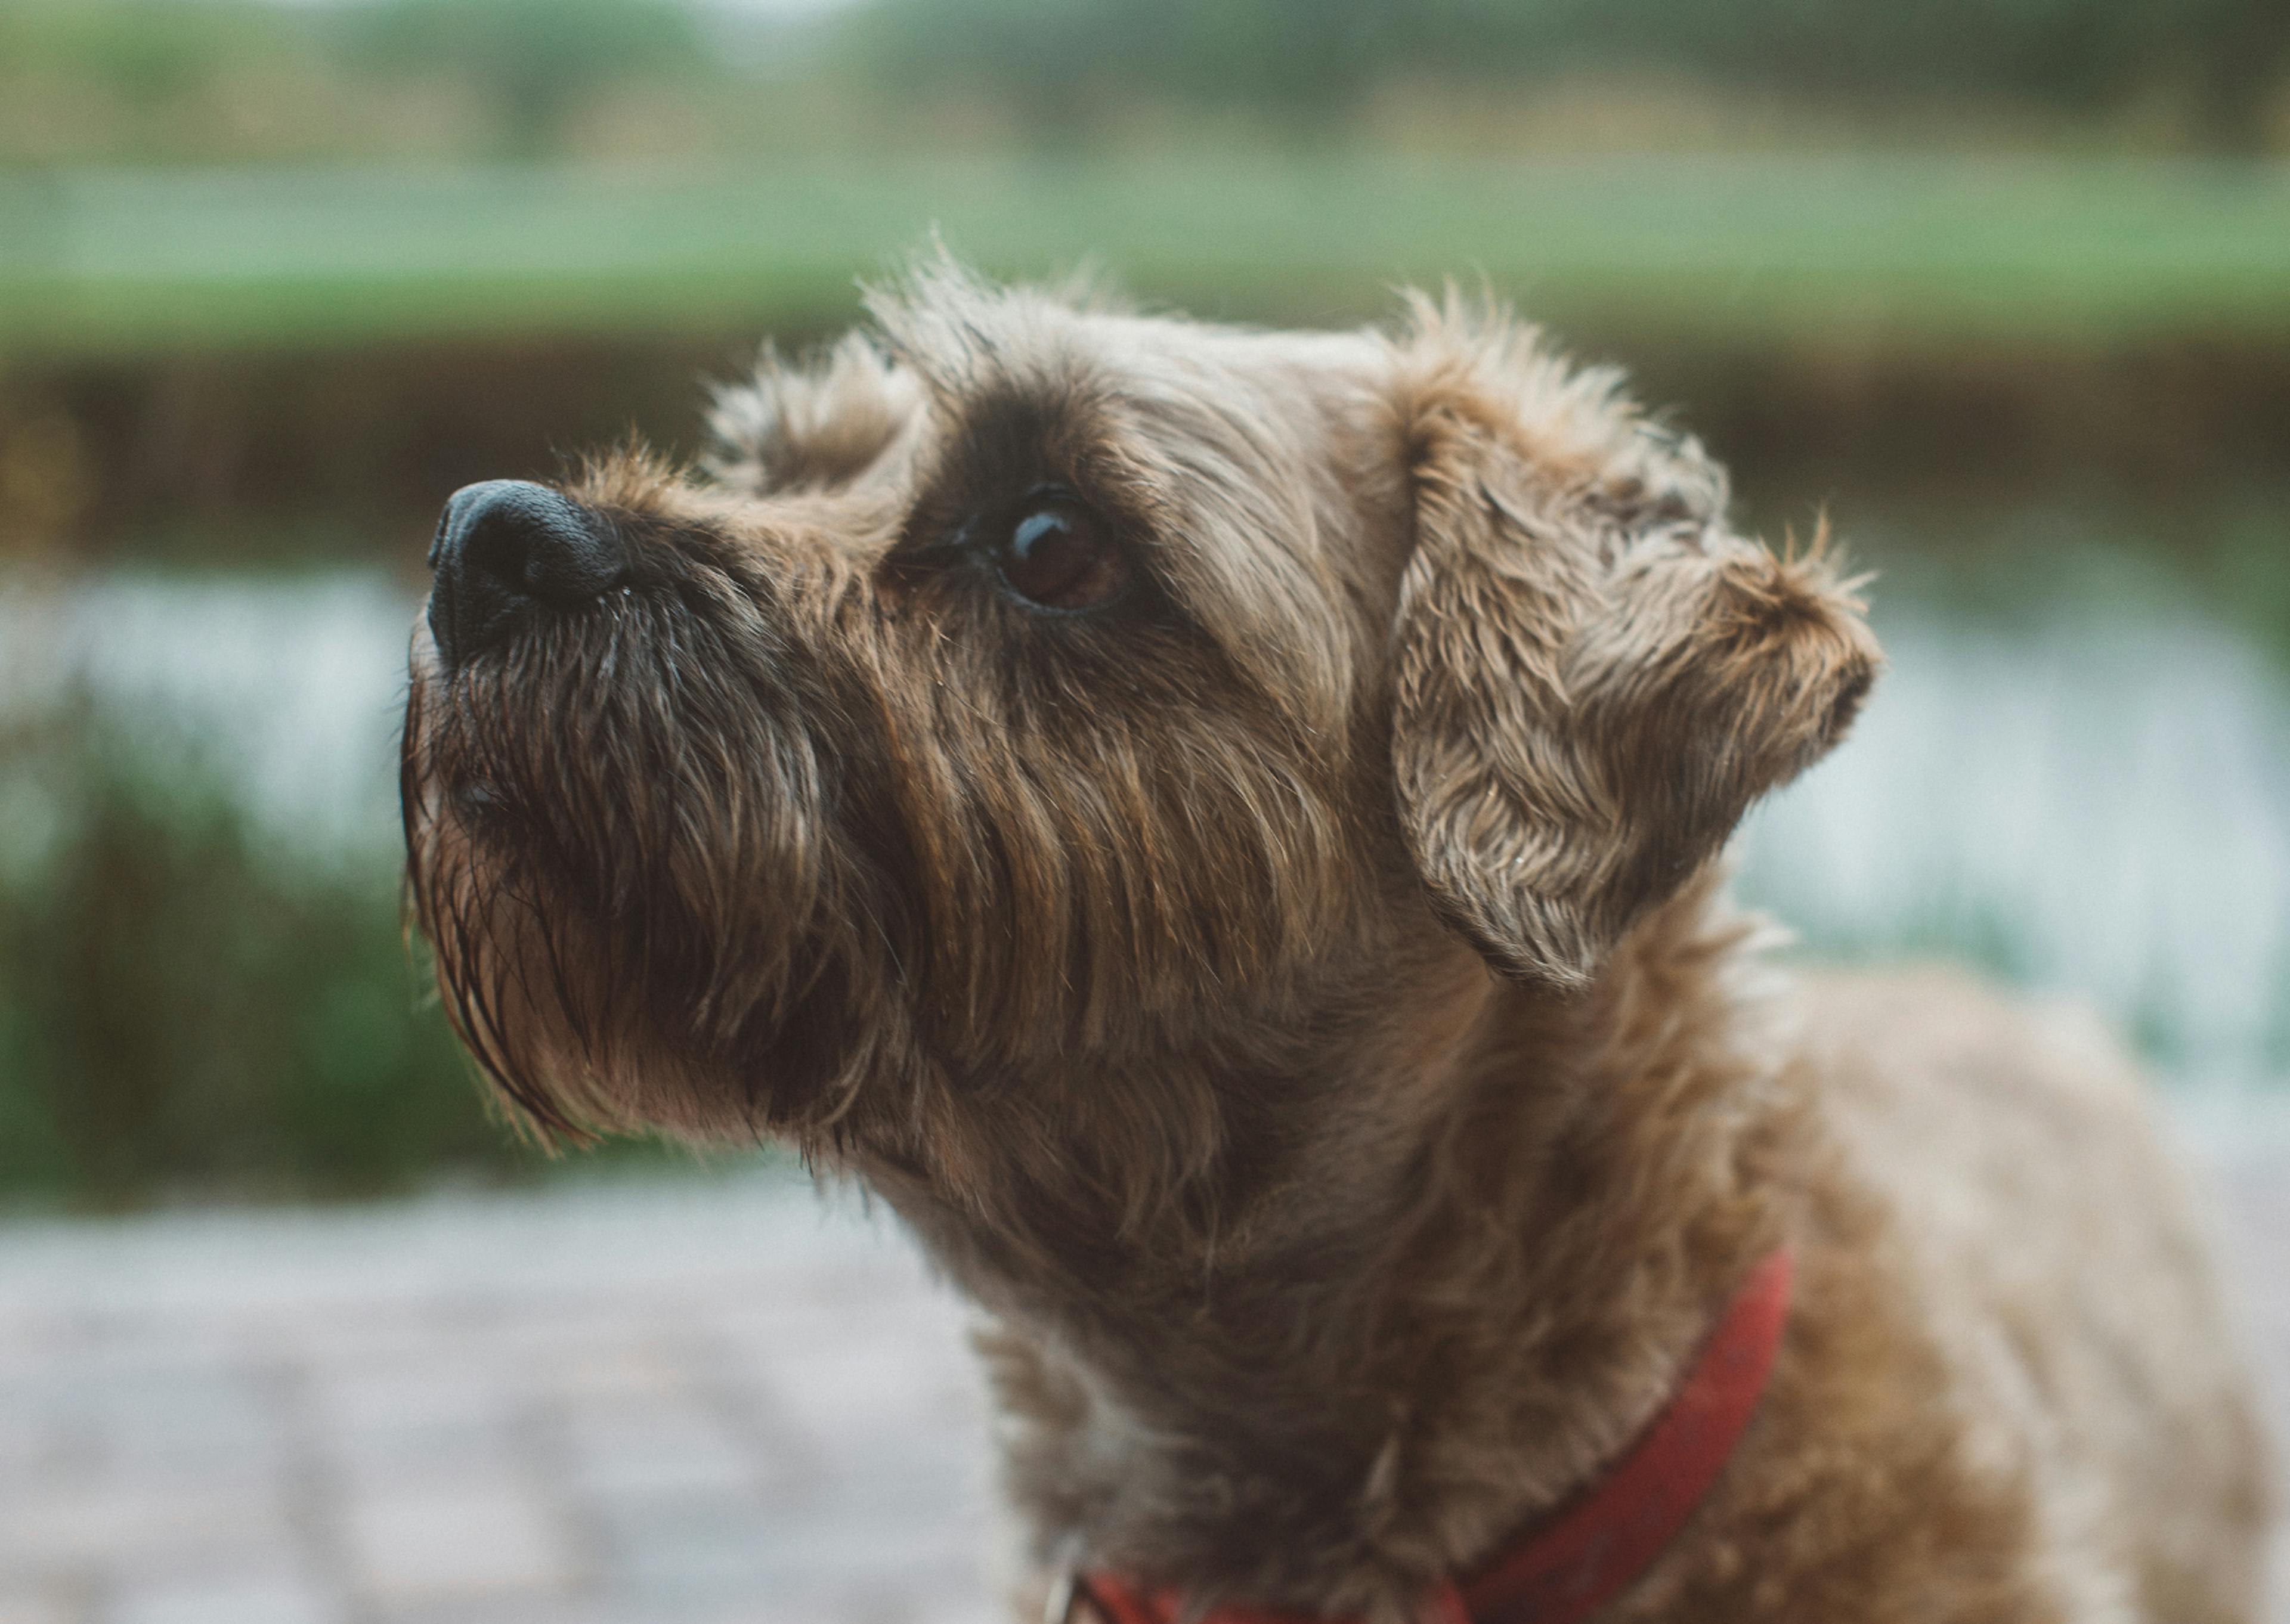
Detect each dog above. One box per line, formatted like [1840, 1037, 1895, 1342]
[401, 257, 2272, 1623]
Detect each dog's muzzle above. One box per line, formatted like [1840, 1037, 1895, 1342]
[425, 479, 625, 672]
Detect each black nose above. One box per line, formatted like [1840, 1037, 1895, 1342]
[426, 481, 623, 671]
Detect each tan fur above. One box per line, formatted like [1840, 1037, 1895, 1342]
[401, 256, 2273, 1623]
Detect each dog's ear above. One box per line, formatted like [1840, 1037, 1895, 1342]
[1390, 326, 1879, 990]
[705, 332, 920, 495]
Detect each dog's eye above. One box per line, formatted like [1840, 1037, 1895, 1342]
[994, 498, 1129, 612]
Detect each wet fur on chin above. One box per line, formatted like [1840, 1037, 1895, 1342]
[401, 258, 2272, 1623]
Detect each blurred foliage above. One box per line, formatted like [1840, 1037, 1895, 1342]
[850, 0, 2290, 150]
[0, 0, 739, 165]
[337, 0, 716, 158]
[0, 698, 531, 1207]
[1, 0, 2286, 167]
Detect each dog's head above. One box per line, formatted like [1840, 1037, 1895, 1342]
[401, 258, 1876, 1226]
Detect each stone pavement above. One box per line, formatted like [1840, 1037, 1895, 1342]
[0, 1174, 999, 1624]
[0, 1151, 2283, 1624]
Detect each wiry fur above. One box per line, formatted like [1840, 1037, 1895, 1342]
[401, 256, 2272, 1623]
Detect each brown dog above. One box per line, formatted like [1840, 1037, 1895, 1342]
[401, 259, 2272, 1623]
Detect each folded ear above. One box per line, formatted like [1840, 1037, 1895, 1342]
[1390, 330, 1879, 990]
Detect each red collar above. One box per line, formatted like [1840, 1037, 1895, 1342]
[1068, 1248, 1794, 1624]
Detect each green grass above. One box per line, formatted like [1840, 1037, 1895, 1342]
[0, 698, 707, 1210]
[6, 154, 2290, 356]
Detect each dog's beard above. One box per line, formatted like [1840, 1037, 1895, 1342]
[398, 532, 1375, 1174]
[399, 587, 884, 1143]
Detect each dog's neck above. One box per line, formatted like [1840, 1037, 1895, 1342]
[878, 876, 1805, 1622]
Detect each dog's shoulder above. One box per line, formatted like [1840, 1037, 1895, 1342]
[1778, 963, 2273, 1616]
[1787, 961, 2177, 1254]
[1791, 962, 2150, 1133]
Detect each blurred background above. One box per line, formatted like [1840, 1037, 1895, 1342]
[6, 0, 2290, 1208]
[0, 1, 2286, 1619]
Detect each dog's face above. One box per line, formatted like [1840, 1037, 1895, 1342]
[401, 261, 1876, 1241]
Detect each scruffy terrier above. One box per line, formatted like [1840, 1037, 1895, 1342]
[402, 259, 2271, 1624]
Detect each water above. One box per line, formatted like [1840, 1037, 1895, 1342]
[5, 567, 2286, 1097]
[1738, 609, 2290, 1094]
[1, 570, 416, 860]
